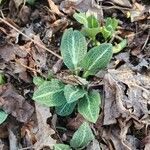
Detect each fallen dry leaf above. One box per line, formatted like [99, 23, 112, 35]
[86, 139, 101, 150]
[142, 134, 150, 150]
[0, 139, 8, 150]
[110, 0, 132, 8]
[13, 0, 23, 9]
[102, 121, 140, 150]
[48, 0, 64, 16]
[60, 0, 103, 20]
[0, 44, 16, 62]
[18, 5, 31, 25]
[31, 35, 47, 70]
[129, 2, 146, 22]
[67, 114, 85, 130]
[0, 84, 34, 122]
[103, 72, 129, 125]
[33, 103, 56, 149]
[51, 18, 69, 33]
[8, 123, 19, 150]
[103, 65, 150, 125]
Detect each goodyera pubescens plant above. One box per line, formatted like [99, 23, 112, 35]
[32, 26, 124, 149]
[33, 28, 113, 123]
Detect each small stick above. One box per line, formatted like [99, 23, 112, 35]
[0, 17, 62, 59]
[142, 29, 150, 50]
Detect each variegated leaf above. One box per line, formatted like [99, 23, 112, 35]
[32, 79, 65, 107]
[60, 28, 87, 70]
[55, 101, 77, 116]
[0, 110, 8, 124]
[64, 85, 86, 103]
[54, 144, 72, 150]
[70, 122, 94, 148]
[78, 90, 101, 123]
[81, 43, 112, 78]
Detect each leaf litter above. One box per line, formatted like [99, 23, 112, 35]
[0, 0, 150, 149]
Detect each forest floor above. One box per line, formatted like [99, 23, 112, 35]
[0, 0, 150, 150]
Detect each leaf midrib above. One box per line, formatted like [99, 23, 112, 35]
[86, 94, 94, 122]
[71, 34, 77, 69]
[33, 89, 63, 99]
[87, 45, 111, 71]
[77, 14, 88, 27]
[58, 103, 68, 114]
[68, 88, 79, 103]
[77, 124, 86, 147]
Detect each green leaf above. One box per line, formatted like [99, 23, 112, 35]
[33, 80, 66, 107]
[112, 39, 127, 54]
[0, 73, 5, 85]
[64, 85, 86, 103]
[33, 76, 45, 87]
[81, 43, 113, 78]
[73, 12, 88, 28]
[26, 0, 36, 5]
[82, 27, 101, 40]
[60, 28, 87, 70]
[78, 90, 101, 123]
[70, 122, 94, 148]
[102, 18, 118, 39]
[0, 0, 3, 5]
[87, 15, 99, 28]
[105, 18, 118, 32]
[55, 101, 77, 116]
[0, 110, 8, 124]
[54, 144, 72, 150]
[101, 26, 111, 39]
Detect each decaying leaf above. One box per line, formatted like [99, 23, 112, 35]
[102, 123, 137, 150]
[48, 0, 64, 16]
[110, 0, 132, 8]
[0, 139, 8, 150]
[13, 0, 24, 8]
[129, 2, 146, 22]
[103, 65, 150, 125]
[18, 5, 31, 25]
[86, 139, 101, 150]
[33, 103, 56, 149]
[31, 35, 47, 70]
[0, 84, 34, 122]
[60, 0, 103, 20]
[0, 44, 16, 62]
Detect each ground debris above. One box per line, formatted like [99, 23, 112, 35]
[0, 84, 34, 122]
[33, 103, 56, 149]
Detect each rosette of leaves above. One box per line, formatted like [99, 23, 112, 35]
[33, 28, 113, 123]
[73, 12, 127, 53]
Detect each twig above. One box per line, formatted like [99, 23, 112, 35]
[142, 28, 150, 50]
[0, 17, 62, 59]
